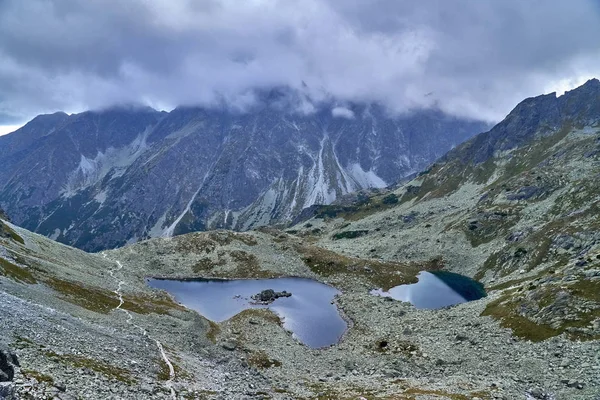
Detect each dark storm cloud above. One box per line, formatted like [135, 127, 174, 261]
[0, 0, 599, 123]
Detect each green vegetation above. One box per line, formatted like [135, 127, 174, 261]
[381, 193, 399, 205]
[206, 320, 221, 343]
[312, 191, 401, 221]
[157, 356, 185, 381]
[332, 230, 369, 240]
[462, 207, 521, 248]
[569, 279, 600, 302]
[0, 257, 37, 284]
[481, 296, 561, 342]
[0, 221, 25, 244]
[247, 351, 282, 369]
[307, 383, 491, 400]
[15, 336, 135, 384]
[45, 277, 120, 313]
[496, 123, 572, 183]
[229, 308, 281, 325]
[482, 281, 600, 342]
[43, 349, 136, 384]
[46, 277, 185, 315]
[296, 244, 443, 290]
[21, 369, 55, 384]
[121, 292, 187, 315]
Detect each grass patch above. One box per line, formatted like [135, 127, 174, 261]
[247, 351, 282, 369]
[0, 221, 25, 244]
[569, 279, 600, 302]
[0, 257, 37, 284]
[402, 388, 492, 400]
[16, 337, 135, 384]
[157, 357, 183, 381]
[45, 277, 120, 314]
[474, 252, 499, 281]
[206, 320, 221, 343]
[310, 192, 401, 222]
[463, 208, 521, 248]
[229, 308, 282, 325]
[296, 244, 443, 290]
[481, 297, 560, 342]
[483, 276, 600, 342]
[308, 383, 491, 400]
[121, 292, 187, 315]
[22, 369, 55, 384]
[332, 230, 369, 240]
[46, 277, 185, 315]
[43, 349, 136, 384]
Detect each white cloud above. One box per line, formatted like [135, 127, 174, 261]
[331, 107, 355, 119]
[0, 124, 23, 136]
[0, 0, 599, 123]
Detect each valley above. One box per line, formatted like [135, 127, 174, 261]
[1, 80, 600, 399]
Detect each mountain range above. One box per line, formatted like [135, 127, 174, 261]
[0, 79, 599, 399]
[0, 95, 487, 251]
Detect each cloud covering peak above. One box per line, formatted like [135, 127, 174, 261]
[1, 0, 599, 124]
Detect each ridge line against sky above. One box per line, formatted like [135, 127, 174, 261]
[1, 0, 600, 133]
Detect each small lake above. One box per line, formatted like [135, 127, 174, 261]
[148, 277, 347, 348]
[372, 271, 486, 309]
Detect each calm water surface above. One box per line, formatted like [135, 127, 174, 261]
[372, 271, 486, 309]
[148, 277, 347, 348]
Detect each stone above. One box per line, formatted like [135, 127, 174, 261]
[0, 382, 15, 399]
[54, 382, 67, 392]
[251, 289, 292, 304]
[222, 342, 237, 351]
[528, 388, 544, 399]
[383, 369, 400, 378]
[0, 346, 18, 382]
[140, 383, 154, 394]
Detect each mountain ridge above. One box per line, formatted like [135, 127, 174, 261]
[0, 82, 599, 398]
[0, 100, 488, 251]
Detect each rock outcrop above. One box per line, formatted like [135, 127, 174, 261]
[251, 289, 292, 304]
[0, 344, 19, 382]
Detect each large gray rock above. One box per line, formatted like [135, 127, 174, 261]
[0, 382, 16, 400]
[0, 345, 18, 382]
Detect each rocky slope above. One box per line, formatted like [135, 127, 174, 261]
[0, 98, 487, 252]
[0, 81, 599, 399]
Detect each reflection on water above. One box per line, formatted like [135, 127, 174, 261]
[148, 277, 347, 348]
[371, 271, 486, 309]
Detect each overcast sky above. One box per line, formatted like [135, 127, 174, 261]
[1, 0, 600, 133]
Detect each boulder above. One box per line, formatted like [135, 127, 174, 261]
[0, 345, 19, 382]
[251, 289, 292, 304]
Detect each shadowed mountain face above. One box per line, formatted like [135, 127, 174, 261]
[0, 100, 487, 251]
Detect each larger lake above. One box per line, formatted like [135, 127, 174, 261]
[148, 277, 347, 348]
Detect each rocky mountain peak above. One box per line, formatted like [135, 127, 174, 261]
[0, 101, 487, 251]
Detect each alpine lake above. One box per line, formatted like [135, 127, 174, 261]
[149, 271, 486, 348]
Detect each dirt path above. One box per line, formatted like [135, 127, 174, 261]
[103, 253, 176, 399]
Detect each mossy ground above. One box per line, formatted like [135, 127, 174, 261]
[482, 279, 600, 342]
[0, 221, 25, 244]
[21, 369, 55, 384]
[0, 257, 37, 284]
[14, 336, 136, 384]
[306, 382, 492, 400]
[45, 277, 186, 315]
[297, 244, 443, 290]
[247, 350, 282, 369]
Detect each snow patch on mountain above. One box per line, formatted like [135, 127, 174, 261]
[61, 129, 151, 197]
[347, 163, 387, 189]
